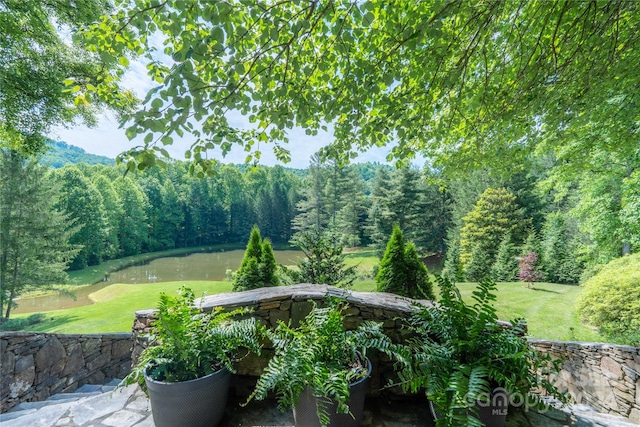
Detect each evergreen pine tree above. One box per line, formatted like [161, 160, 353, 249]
[460, 187, 529, 268]
[260, 239, 280, 287]
[521, 227, 542, 257]
[233, 226, 279, 291]
[376, 226, 408, 295]
[441, 237, 464, 283]
[540, 213, 583, 284]
[491, 234, 520, 282]
[376, 226, 434, 299]
[282, 229, 357, 288]
[1, 151, 80, 319]
[404, 242, 435, 299]
[463, 244, 492, 282]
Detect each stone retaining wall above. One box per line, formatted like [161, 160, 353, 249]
[0, 332, 133, 413]
[530, 339, 640, 424]
[131, 284, 640, 422]
[132, 284, 432, 399]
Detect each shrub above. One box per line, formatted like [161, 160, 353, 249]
[0, 313, 46, 331]
[577, 254, 640, 345]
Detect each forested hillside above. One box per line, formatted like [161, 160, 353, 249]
[6, 149, 632, 286]
[41, 141, 115, 168]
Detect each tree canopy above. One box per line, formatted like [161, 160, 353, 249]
[81, 0, 640, 173]
[0, 0, 134, 155]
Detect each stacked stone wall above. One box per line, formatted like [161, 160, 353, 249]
[0, 332, 133, 413]
[531, 339, 640, 424]
[131, 284, 430, 399]
[130, 284, 640, 422]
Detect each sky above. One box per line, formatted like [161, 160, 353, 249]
[49, 58, 393, 169]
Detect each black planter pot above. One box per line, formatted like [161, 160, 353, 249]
[429, 387, 509, 427]
[144, 367, 231, 427]
[293, 357, 372, 427]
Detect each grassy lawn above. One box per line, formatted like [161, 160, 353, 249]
[12, 277, 602, 342]
[9, 247, 601, 341]
[18, 281, 233, 333]
[452, 282, 602, 342]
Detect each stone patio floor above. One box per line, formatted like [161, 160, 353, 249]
[1, 383, 639, 427]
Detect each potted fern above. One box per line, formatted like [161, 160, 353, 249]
[399, 277, 567, 427]
[123, 287, 262, 427]
[248, 298, 409, 427]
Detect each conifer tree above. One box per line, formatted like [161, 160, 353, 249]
[376, 226, 408, 295]
[0, 151, 79, 319]
[539, 213, 583, 284]
[491, 234, 520, 282]
[260, 239, 280, 288]
[404, 242, 435, 300]
[282, 229, 357, 288]
[521, 227, 542, 258]
[460, 187, 529, 268]
[233, 226, 280, 291]
[441, 237, 464, 283]
[463, 244, 492, 282]
[376, 226, 434, 299]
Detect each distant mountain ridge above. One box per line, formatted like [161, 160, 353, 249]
[41, 141, 116, 168]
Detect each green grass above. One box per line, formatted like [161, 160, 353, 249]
[10, 247, 602, 342]
[451, 282, 602, 342]
[12, 279, 602, 342]
[17, 281, 232, 333]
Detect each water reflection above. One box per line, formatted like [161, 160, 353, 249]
[13, 249, 302, 314]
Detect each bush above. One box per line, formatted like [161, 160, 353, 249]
[577, 254, 640, 345]
[0, 313, 47, 331]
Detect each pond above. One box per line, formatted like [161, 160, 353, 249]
[13, 249, 303, 314]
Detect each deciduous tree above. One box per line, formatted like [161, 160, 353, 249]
[1, 0, 132, 155]
[83, 1, 640, 177]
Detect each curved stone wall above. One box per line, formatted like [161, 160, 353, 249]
[0, 332, 133, 413]
[132, 284, 432, 399]
[131, 284, 640, 423]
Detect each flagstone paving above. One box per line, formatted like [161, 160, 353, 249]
[1, 381, 638, 426]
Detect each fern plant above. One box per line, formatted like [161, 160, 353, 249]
[399, 277, 567, 427]
[124, 286, 262, 392]
[248, 298, 410, 427]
